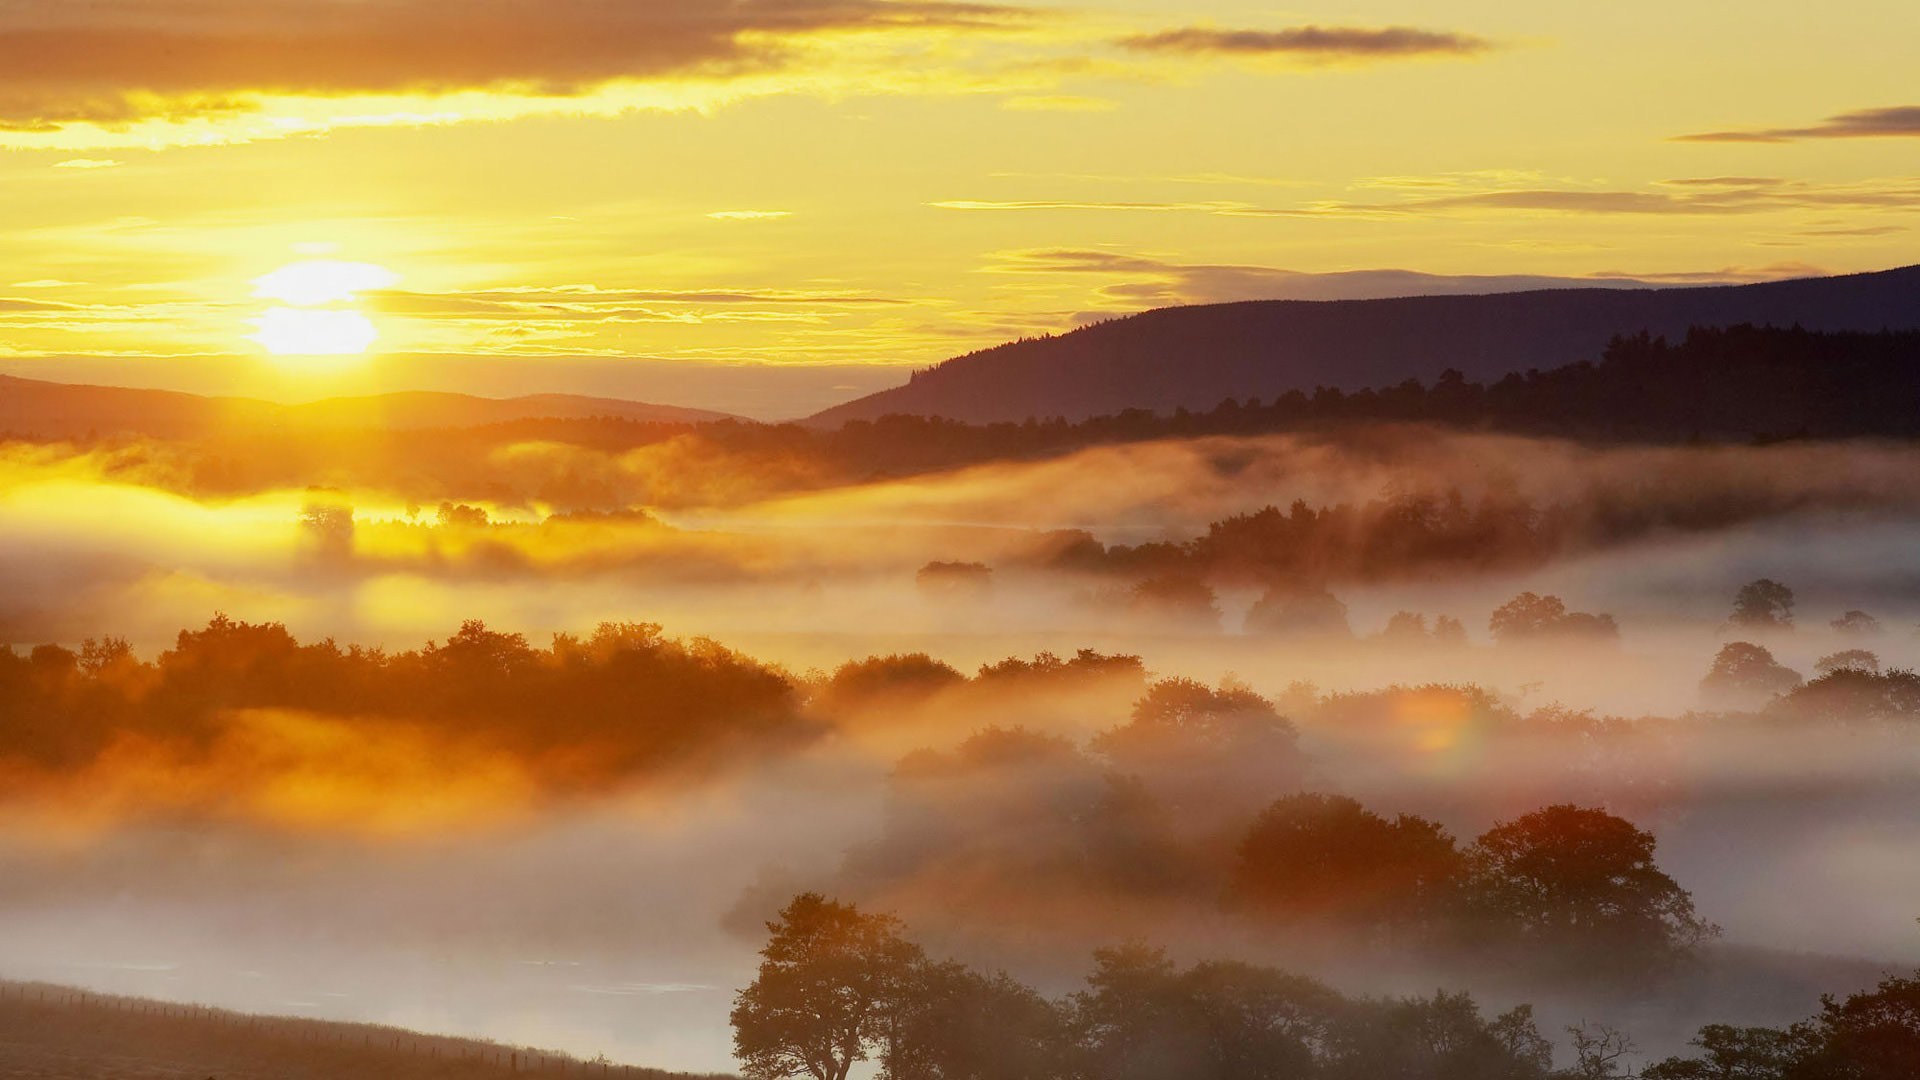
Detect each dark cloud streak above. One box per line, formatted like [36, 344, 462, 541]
[1677, 106, 1920, 143]
[1119, 25, 1490, 61]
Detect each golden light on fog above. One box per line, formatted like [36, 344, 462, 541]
[251, 307, 379, 357]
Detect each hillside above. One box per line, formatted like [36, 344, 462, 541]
[809, 265, 1920, 425]
[0, 376, 736, 440]
[0, 981, 731, 1079]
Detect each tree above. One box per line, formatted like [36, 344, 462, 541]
[1244, 585, 1351, 638]
[1231, 793, 1461, 937]
[1797, 973, 1920, 1080]
[1815, 649, 1881, 676]
[1641, 1023, 1816, 1080]
[1460, 805, 1718, 968]
[1094, 679, 1307, 819]
[1127, 574, 1223, 630]
[1489, 593, 1568, 641]
[1830, 609, 1883, 638]
[1700, 642, 1803, 706]
[1774, 667, 1920, 725]
[1564, 1023, 1637, 1080]
[1381, 611, 1430, 641]
[298, 500, 355, 559]
[1489, 593, 1619, 643]
[1728, 579, 1794, 631]
[1642, 973, 1920, 1080]
[1067, 945, 1348, 1080]
[1332, 992, 1553, 1080]
[916, 562, 993, 603]
[732, 894, 923, 1080]
[886, 963, 1066, 1080]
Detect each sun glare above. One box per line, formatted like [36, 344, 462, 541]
[251, 307, 380, 357]
[249, 256, 397, 361]
[253, 260, 399, 305]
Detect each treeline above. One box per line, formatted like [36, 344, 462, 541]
[732, 894, 1920, 1080]
[821, 673, 1714, 975]
[0, 617, 1155, 815]
[477, 325, 1920, 464]
[23, 326, 1917, 512]
[0, 615, 808, 789]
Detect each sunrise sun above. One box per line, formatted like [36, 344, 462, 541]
[248, 258, 398, 360]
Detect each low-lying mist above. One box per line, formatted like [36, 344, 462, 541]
[5, 424, 1920, 1072]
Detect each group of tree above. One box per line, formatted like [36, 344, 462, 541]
[1231, 798, 1716, 969]
[0, 615, 811, 791]
[1046, 490, 1576, 593]
[734, 891, 1909, 1080]
[1641, 972, 1920, 1080]
[0, 619, 1173, 809]
[832, 673, 1712, 974]
[734, 893, 1586, 1080]
[1702, 641, 1920, 721]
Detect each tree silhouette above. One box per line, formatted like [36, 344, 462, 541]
[731, 894, 923, 1080]
[1700, 642, 1803, 706]
[1830, 609, 1883, 638]
[1230, 793, 1461, 938]
[1728, 579, 1795, 631]
[1815, 649, 1880, 676]
[1243, 584, 1351, 638]
[1489, 592, 1619, 643]
[1460, 805, 1718, 968]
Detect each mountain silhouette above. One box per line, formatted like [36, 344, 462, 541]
[809, 265, 1920, 425]
[0, 376, 738, 439]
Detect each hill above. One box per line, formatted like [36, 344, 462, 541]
[809, 265, 1920, 425]
[0, 376, 736, 440]
[0, 980, 732, 1079]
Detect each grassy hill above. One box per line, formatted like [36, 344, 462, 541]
[0, 376, 736, 441]
[0, 981, 734, 1080]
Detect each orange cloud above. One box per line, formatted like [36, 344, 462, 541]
[0, 0, 1029, 129]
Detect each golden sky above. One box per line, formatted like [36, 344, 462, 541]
[0, 0, 1914, 417]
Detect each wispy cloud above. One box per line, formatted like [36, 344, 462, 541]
[1677, 106, 1920, 143]
[1118, 25, 1491, 62]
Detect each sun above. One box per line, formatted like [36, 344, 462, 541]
[251, 307, 380, 357]
[248, 257, 399, 361]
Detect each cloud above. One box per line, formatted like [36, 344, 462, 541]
[1118, 25, 1490, 62]
[935, 175, 1920, 223]
[1314, 176, 1920, 217]
[1677, 106, 1920, 143]
[0, 0, 1028, 131]
[932, 199, 1266, 213]
[51, 157, 119, 169]
[1001, 94, 1116, 112]
[983, 249, 1736, 309]
[707, 210, 794, 221]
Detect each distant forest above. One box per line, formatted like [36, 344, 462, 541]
[436, 325, 1920, 477]
[8, 326, 1916, 511]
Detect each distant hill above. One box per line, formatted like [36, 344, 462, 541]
[809, 265, 1920, 425]
[0, 980, 733, 1079]
[0, 376, 736, 440]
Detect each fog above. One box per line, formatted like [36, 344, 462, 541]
[3, 426, 1920, 1072]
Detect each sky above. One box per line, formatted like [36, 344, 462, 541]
[0, 0, 1915, 418]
